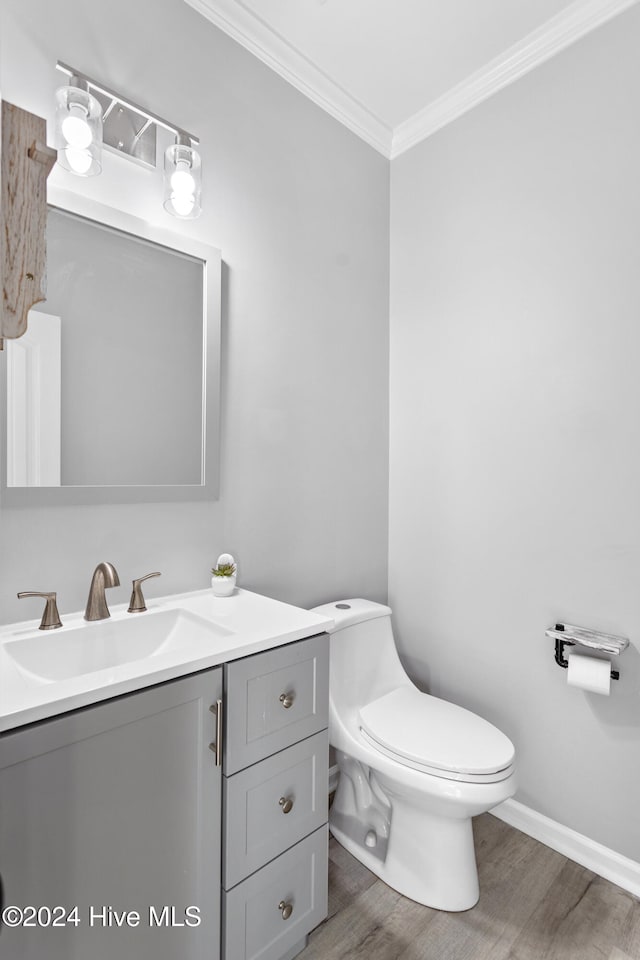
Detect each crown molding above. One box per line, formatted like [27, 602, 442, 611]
[183, 0, 393, 156]
[184, 0, 639, 161]
[391, 0, 640, 158]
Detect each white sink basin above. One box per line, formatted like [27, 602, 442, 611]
[0, 586, 335, 733]
[4, 608, 231, 683]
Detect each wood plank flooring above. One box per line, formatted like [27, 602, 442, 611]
[302, 814, 640, 960]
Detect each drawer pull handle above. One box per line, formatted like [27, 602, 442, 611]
[208, 700, 223, 766]
[279, 796, 294, 814]
[279, 692, 295, 709]
[278, 900, 293, 920]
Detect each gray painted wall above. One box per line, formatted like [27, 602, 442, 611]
[389, 7, 640, 860]
[0, 0, 389, 622]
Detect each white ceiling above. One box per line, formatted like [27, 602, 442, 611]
[185, 0, 638, 156]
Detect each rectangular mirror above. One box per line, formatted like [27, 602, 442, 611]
[1, 187, 221, 505]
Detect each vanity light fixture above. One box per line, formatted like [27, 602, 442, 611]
[54, 62, 202, 218]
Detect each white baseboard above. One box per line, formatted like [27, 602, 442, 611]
[491, 799, 640, 899]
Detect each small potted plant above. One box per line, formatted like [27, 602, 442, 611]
[211, 553, 237, 597]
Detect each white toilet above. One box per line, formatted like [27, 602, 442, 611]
[311, 598, 516, 912]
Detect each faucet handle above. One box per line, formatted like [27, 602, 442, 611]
[128, 572, 161, 614]
[18, 591, 62, 630]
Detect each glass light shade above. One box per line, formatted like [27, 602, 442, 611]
[55, 80, 102, 177]
[163, 140, 202, 219]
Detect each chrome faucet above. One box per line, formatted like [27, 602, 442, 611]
[85, 562, 120, 621]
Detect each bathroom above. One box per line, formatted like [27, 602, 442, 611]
[0, 0, 639, 957]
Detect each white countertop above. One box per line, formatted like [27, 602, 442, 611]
[0, 588, 333, 733]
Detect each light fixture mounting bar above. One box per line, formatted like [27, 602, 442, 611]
[56, 62, 199, 145]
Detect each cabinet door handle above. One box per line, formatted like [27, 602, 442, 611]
[279, 796, 294, 814]
[278, 900, 293, 920]
[279, 692, 295, 709]
[208, 699, 223, 766]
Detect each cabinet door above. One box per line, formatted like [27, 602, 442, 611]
[0, 668, 222, 960]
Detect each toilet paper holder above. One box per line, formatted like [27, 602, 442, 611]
[546, 623, 629, 680]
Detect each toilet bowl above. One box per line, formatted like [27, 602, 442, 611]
[311, 598, 516, 912]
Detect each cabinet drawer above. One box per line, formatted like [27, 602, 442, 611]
[224, 633, 329, 775]
[223, 825, 328, 960]
[224, 731, 328, 889]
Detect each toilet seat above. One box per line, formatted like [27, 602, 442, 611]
[359, 686, 515, 784]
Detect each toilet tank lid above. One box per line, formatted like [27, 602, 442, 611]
[309, 598, 391, 632]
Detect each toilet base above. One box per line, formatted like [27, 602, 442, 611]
[330, 756, 484, 911]
[330, 810, 479, 912]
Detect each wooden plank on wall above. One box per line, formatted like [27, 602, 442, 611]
[1, 101, 56, 345]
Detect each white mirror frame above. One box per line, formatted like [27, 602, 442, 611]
[0, 186, 221, 506]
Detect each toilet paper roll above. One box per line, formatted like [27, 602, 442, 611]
[566, 651, 611, 695]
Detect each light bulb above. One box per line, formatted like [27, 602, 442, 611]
[163, 140, 201, 219]
[169, 159, 196, 216]
[55, 79, 102, 177]
[170, 162, 196, 198]
[61, 103, 92, 149]
[170, 193, 196, 217]
[64, 147, 93, 175]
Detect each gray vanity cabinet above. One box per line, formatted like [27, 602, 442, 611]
[0, 668, 223, 960]
[0, 631, 330, 960]
[222, 633, 330, 960]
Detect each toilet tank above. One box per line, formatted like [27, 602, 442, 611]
[311, 599, 410, 715]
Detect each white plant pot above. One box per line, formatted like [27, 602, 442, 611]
[211, 574, 236, 597]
